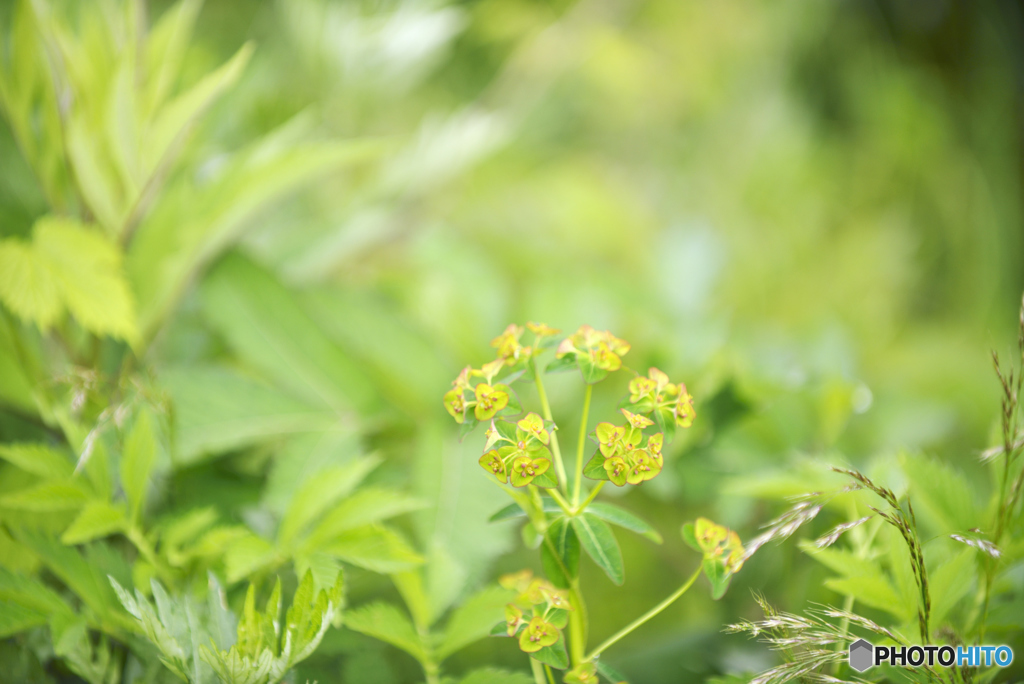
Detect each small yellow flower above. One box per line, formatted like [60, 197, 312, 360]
[620, 408, 653, 429]
[474, 383, 509, 421]
[518, 616, 559, 653]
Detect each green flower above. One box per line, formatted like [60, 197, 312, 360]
[565, 663, 599, 684]
[479, 449, 508, 483]
[443, 389, 468, 423]
[517, 412, 550, 445]
[675, 389, 696, 428]
[626, 450, 660, 484]
[595, 422, 626, 456]
[527, 321, 560, 337]
[510, 454, 550, 487]
[505, 603, 525, 636]
[518, 616, 559, 653]
[604, 455, 628, 486]
[628, 375, 657, 403]
[646, 432, 664, 467]
[694, 517, 729, 554]
[620, 408, 653, 429]
[474, 383, 509, 421]
[491, 324, 531, 366]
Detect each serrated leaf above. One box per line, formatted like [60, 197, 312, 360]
[929, 549, 974, 628]
[305, 487, 425, 547]
[345, 601, 425, 662]
[0, 442, 73, 479]
[121, 407, 157, 520]
[33, 217, 137, 341]
[143, 43, 253, 175]
[278, 458, 382, 546]
[572, 514, 624, 585]
[542, 517, 580, 589]
[438, 585, 515, 659]
[320, 525, 424, 574]
[14, 529, 122, 626]
[61, 500, 126, 545]
[0, 240, 61, 328]
[0, 479, 91, 511]
[200, 252, 377, 413]
[587, 503, 662, 544]
[823, 575, 906, 620]
[899, 453, 980, 536]
[162, 364, 337, 464]
[0, 566, 75, 637]
[225, 531, 279, 584]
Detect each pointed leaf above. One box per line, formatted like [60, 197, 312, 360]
[571, 514, 624, 585]
[587, 503, 662, 544]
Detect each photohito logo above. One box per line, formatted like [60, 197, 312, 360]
[848, 639, 1014, 672]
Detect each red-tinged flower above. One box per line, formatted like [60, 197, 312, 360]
[510, 455, 550, 487]
[479, 450, 507, 483]
[604, 456, 628, 487]
[474, 383, 509, 421]
[443, 389, 468, 424]
[518, 616, 559, 653]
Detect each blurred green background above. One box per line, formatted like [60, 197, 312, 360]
[2, 0, 1024, 682]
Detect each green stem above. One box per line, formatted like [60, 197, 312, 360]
[530, 658, 546, 684]
[584, 564, 702, 662]
[544, 664, 557, 684]
[533, 360, 568, 494]
[572, 384, 593, 507]
[541, 535, 587, 666]
[549, 489, 573, 516]
[576, 481, 605, 514]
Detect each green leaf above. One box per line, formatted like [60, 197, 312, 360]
[161, 365, 337, 464]
[583, 450, 609, 481]
[823, 575, 907, 620]
[129, 128, 385, 338]
[0, 442, 73, 479]
[278, 458, 382, 546]
[572, 514, 624, 585]
[320, 525, 424, 574]
[345, 602, 425, 662]
[438, 585, 515, 659]
[653, 406, 676, 444]
[576, 355, 609, 385]
[702, 557, 732, 600]
[143, 43, 254, 175]
[798, 541, 882, 579]
[0, 240, 61, 328]
[596, 660, 630, 683]
[13, 529, 122, 626]
[489, 500, 561, 522]
[542, 517, 580, 589]
[121, 407, 157, 520]
[0, 479, 91, 511]
[61, 500, 127, 545]
[929, 549, 974, 628]
[0, 566, 75, 637]
[681, 523, 699, 552]
[530, 631, 568, 669]
[899, 452, 981, 535]
[531, 467, 559, 489]
[494, 383, 522, 417]
[305, 487, 425, 547]
[33, 217, 137, 342]
[200, 253, 377, 413]
[143, 0, 203, 116]
[587, 503, 662, 544]
[225, 531, 279, 584]
[545, 356, 576, 374]
[460, 669, 534, 684]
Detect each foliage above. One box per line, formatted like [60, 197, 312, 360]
[1, 0, 1024, 682]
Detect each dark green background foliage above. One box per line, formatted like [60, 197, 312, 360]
[1, 0, 1023, 682]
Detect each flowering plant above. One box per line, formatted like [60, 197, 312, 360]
[442, 323, 745, 683]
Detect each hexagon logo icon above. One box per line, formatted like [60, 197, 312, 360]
[849, 639, 874, 672]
